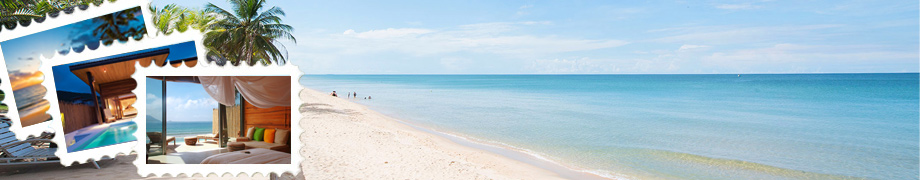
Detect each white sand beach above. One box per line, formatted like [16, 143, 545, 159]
[1, 88, 596, 180]
[299, 88, 576, 179]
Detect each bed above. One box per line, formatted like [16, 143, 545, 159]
[200, 148, 291, 164]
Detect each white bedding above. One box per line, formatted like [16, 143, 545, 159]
[200, 148, 291, 164]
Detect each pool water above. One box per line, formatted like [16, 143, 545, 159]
[71, 121, 138, 152]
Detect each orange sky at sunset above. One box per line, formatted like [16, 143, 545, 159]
[11, 71, 44, 91]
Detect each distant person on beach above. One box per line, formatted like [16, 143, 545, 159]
[347, 92, 351, 98]
[368, 96, 372, 100]
[331, 91, 337, 97]
[354, 92, 357, 99]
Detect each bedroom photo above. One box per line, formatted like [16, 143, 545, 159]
[145, 76, 292, 164]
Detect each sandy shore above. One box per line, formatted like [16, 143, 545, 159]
[20, 105, 51, 127]
[1, 87, 598, 179]
[299, 88, 586, 179]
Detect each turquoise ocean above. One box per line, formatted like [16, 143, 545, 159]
[145, 119, 213, 140]
[301, 74, 919, 179]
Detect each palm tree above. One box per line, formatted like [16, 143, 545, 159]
[181, 8, 217, 33]
[92, 6, 146, 45]
[150, 4, 218, 35]
[149, 4, 185, 35]
[204, 0, 295, 66]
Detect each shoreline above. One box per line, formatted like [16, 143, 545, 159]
[391, 117, 618, 180]
[300, 87, 610, 179]
[19, 103, 51, 127]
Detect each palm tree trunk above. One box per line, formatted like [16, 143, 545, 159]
[246, 33, 255, 65]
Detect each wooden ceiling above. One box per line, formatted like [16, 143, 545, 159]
[71, 53, 169, 87]
[70, 50, 170, 93]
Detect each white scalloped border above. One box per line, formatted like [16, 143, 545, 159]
[1, 0, 304, 177]
[41, 30, 207, 166]
[0, 0, 148, 42]
[0, 0, 153, 140]
[132, 61, 304, 177]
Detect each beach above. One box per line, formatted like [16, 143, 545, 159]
[13, 84, 53, 127]
[299, 87, 586, 179]
[19, 105, 51, 127]
[302, 74, 919, 179]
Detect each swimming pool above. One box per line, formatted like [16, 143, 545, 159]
[69, 121, 138, 152]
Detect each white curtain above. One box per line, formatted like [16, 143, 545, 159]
[198, 76, 291, 108]
[198, 76, 235, 106]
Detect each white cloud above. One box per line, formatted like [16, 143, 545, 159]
[701, 43, 918, 72]
[166, 97, 218, 109]
[306, 21, 627, 58]
[529, 58, 614, 73]
[440, 57, 473, 71]
[649, 24, 844, 45]
[528, 44, 715, 74]
[528, 57, 688, 74]
[517, 4, 534, 16]
[528, 42, 918, 74]
[342, 28, 434, 39]
[677, 44, 710, 52]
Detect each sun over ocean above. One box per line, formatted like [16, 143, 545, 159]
[301, 74, 919, 179]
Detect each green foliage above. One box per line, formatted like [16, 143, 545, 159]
[152, 0, 295, 66]
[93, 7, 146, 45]
[150, 4, 185, 35]
[150, 4, 218, 35]
[0, 0, 100, 28]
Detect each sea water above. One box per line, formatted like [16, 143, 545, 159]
[13, 84, 51, 118]
[301, 74, 919, 179]
[145, 120, 213, 140]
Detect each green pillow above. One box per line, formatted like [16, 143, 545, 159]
[253, 128, 265, 141]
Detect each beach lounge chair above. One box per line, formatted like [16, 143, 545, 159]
[0, 121, 59, 165]
[196, 133, 219, 143]
[102, 109, 116, 123]
[146, 132, 176, 154]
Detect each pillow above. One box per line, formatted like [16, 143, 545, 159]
[264, 129, 277, 143]
[245, 127, 256, 138]
[274, 129, 290, 145]
[253, 128, 265, 141]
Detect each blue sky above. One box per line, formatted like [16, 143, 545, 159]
[160, 0, 919, 74]
[146, 77, 217, 122]
[52, 41, 198, 94]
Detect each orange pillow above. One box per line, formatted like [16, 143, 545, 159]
[264, 128, 277, 142]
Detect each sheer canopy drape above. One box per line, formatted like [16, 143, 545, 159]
[198, 76, 291, 108]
